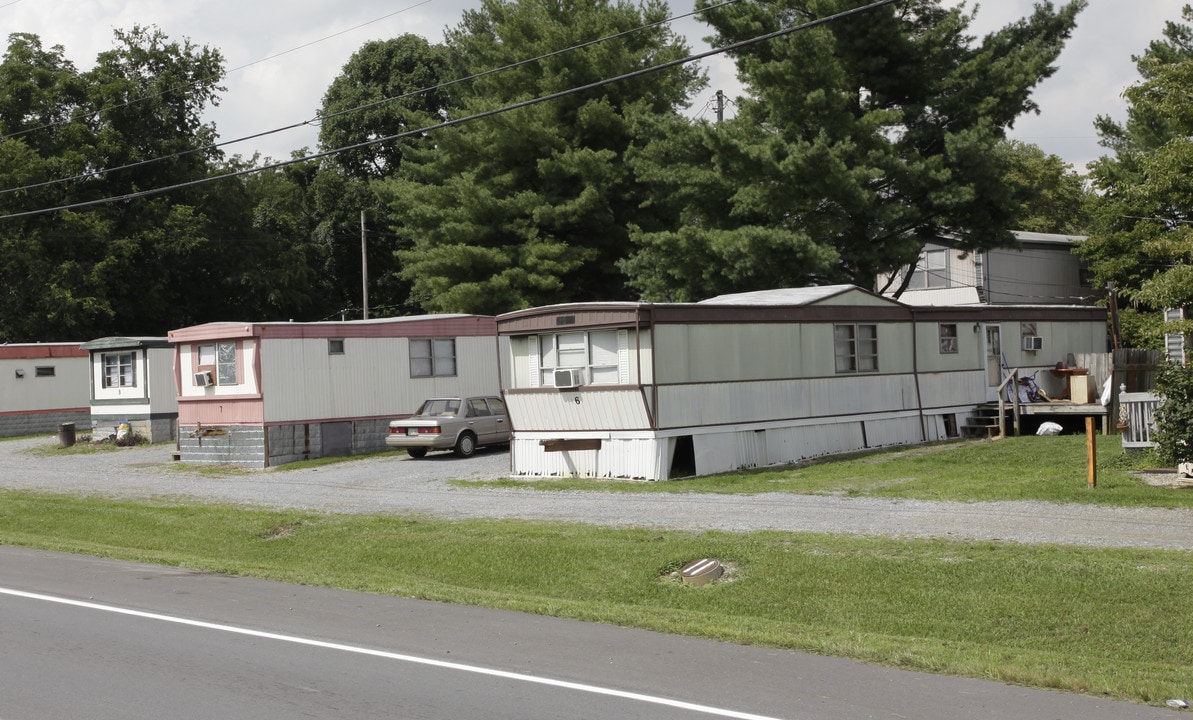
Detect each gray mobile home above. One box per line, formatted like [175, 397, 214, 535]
[497, 286, 1107, 481]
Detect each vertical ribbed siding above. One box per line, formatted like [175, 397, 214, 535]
[511, 435, 665, 480]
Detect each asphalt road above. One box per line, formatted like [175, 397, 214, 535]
[0, 546, 1178, 720]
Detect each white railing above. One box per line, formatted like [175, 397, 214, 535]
[1118, 384, 1159, 449]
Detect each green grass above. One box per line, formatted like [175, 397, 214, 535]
[4, 434, 1192, 706]
[453, 436, 1193, 508]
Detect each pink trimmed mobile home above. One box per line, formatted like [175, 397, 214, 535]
[168, 315, 501, 467]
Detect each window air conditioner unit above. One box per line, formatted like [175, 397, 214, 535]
[1022, 336, 1043, 351]
[553, 368, 584, 389]
[194, 370, 214, 387]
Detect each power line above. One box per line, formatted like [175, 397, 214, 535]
[0, 0, 434, 146]
[0, 0, 741, 198]
[1, 0, 902, 221]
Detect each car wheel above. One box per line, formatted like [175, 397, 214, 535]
[407, 447, 428, 459]
[454, 432, 477, 458]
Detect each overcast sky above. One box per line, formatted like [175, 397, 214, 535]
[3, 0, 1188, 173]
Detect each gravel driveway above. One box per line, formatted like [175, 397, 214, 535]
[4, 435, 1193, 550]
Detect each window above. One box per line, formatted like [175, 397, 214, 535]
[410, 338, 456, 377]
[35, 366, 55, 377]
[911, 249, 949, 289]
[102, 352, 136, 387]
[834, 324, 878, 373]
[328, 339, 345, 355]
[538, 329, 621, 386]
[938, 324, 958, 354]
[197, 342, 238, 385]
[924, 249, 948, 288]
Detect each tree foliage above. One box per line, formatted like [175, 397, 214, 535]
[1076, 5, 1193, 348]
[1153, 360, 1193, 464]
[312, 35, 455, 318]
[0, 29, 335, 341]
[375, 0, 705, 314]
[999, 140, 1090, 235]
[623, 0, 1085, 301]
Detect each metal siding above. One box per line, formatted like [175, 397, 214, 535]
[915, 370, 987, 409]
[986, 246, 1084, 305]
[261, 335, 499, 423]
[657, 375, 918, 429]
[510, 435, 665, 480]
[505, 389, 652, 432]
[148, 347, 179, 415]
[178, 398, 264, 425]
[0, 355, 90, 413]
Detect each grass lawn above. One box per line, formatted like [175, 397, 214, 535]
[454, 435, 1193, 508]
[2, 434, 1190, 706]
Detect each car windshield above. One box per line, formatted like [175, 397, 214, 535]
[417, 399, 461, 417]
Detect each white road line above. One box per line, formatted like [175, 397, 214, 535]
[1, 586, 784, 720]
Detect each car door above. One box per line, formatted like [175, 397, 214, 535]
[465, 397, 497, 445]
[485, 397, 509, 444]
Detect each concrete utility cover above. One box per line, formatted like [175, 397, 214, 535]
[680, 558, 724, 586]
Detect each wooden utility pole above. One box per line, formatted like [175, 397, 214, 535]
[361, 210, 369, 320]
[715, 89, 724, 123]
[1107, 282, 1121, 349]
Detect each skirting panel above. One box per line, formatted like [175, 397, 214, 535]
[511, 412, 940, 481]
[178, 418, 392, 468]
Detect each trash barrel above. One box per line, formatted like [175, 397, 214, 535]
[58, 422, 76, 448]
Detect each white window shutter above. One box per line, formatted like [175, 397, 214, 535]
[618, 330, 630, 384]
[528, 336, 540, 388]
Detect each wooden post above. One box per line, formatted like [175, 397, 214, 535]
[1086, 416, 1097, 488]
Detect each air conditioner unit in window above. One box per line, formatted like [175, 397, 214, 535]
[553, 368, 584, 389]
[1022, 336, 1043, 351]
[194, 370, 214, 387]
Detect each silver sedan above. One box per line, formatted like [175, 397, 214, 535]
[385, 396, 510, 458]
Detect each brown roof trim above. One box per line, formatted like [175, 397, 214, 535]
[911, 306, 1106, 322]
[0, 343, 88, 359]
[170, 316, 496, 342]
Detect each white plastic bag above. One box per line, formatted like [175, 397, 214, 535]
[1036, 421, 1063, 436]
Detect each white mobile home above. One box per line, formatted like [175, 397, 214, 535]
[0, 343, 90, 437]
[167, 315, 501, 468]
[80, 337, 177, 443]
[496, 286, 1107, 481]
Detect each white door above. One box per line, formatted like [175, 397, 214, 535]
[985, 324, 1003, 401]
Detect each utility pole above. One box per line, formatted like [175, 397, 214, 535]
[715, 89, 724, 124]
[1107, 282, 1121, 349]
[361, 210, 369, 321]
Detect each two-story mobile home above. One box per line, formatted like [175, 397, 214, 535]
[496, 286, 1106, 481]
[168, 315, 502, 468]
[884, 231, 1090, 306]
[80, 337, 177, 443]
[0, 343, 90, 437]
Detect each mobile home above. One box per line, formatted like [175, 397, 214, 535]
[80, 336, 177, 443]
[168, 315, 501, 468]
[496, 286, 1107, 481]
[0, 343, 90, 437]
